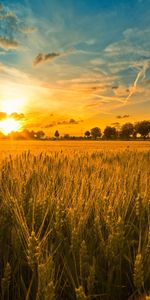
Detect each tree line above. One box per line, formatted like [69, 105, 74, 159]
[55, 120, 150, 140]
[0, 120, 150, 140]
[84, 120, 150, 140]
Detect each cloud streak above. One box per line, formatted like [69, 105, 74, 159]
[33, 52, 61, 66]
[0, 112, 25, 120]
[44, 118, 81, 128]
[116, 115, 130, 119]
[0, 37, 19, 50]
[10, 112, 25, 120]
[126, 60, 150, 102]
[19, 27, 36, 34]
[0, 3, 36, 52]
[0, 3, 4, 11]
[33, 48, 74, 66]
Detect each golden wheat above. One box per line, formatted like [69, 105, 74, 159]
[0, 145, 150, 300]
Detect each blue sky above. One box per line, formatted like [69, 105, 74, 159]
[0, 0, 150, 134]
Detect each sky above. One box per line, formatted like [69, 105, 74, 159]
[0, 0, 150, 136]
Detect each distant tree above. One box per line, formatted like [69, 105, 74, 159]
[36, 130, 45, 140]
[84, 130, 91, 138]
[20, 129, 34, 139]
[135, 120, 150, 139]
[103, 126, 117, 139]
[91, 127, 101, 140]
[64, 134, 70, 139]
[30, 130, 37, 139]
[54, 130, 60, 139]
[120, 123, 134, 139]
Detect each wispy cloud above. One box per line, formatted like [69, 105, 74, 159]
[10, 112, 25, 120]
[0, 2, 36, 52]
[19, 27, 36, 34]
[0, 3, 4, 12]
[33, 48, 74, 66]
[33, 52, 61, 66]
[111, 122, 121, 128]
[116, 115, 130, 119]
[0, 37, 19, 50]
[125, 60, 150, 102]
[105, 42, 145, 57]
[0, 111, 25, 120]
[85, 39, 96, 45]
[44, 118, 81, 128]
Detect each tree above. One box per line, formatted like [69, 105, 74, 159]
[91, 127, 101, 140]
[120, 123, 134, 139]
[63, 134, 70, 139]
[135, 120, 150, 139]
[84, 130, 91, 138]
[36, 130, 45, 140]
[103, 126, 117, 139]
[54, 130, 60, 139]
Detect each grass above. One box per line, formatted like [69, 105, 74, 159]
[0, 142, 150, 299]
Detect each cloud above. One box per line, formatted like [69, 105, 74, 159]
[0, 37, 19, 50]
[112, 86, 119, 90]
[69, 118, 79, 124]
[104, 41, 150, 59]
[111, 122, 121, 128]
[33, 52, 61, 66]
[116, 115, 130, 119]
[85, 39, 96, 45]
[85, 102, 100, 108]
[44, 123, 55, 129]
[33, 49, 74, 66]
[125, 60, 150, 102]
[104, 27, 150, 61]
[0, 112, 7, 120]
[57, 118, 80, 125]
[44, 118, 81, 128]
[10, 112, 25, 120]
[0, 3, 4, 11]
[0, 3, 36, 52]
[112, 85, 130, 98]
[1, 11, 18, 21]
[19, 27, 36, 34]
[90, 58, 106, 66]
[0, 111, 25, 120]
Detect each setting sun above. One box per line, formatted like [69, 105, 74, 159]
[0, 118, 21, 135]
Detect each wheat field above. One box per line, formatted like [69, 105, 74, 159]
[0, 141, 150, 300]
[0, 140, 150, 159]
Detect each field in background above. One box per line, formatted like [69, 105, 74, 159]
[0, 140, 150, 159]
[0, 143, 150, 300]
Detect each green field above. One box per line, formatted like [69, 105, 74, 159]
[0, 141, 150, 300]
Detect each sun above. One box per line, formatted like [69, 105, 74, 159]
[0, 118, 21, 135]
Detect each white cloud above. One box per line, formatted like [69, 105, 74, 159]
[104, 27, 150, 59]
[85, 39, 96, 45]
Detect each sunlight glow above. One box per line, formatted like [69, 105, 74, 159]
[0, 118, 21, 135]
[1, 98, 26, 115]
